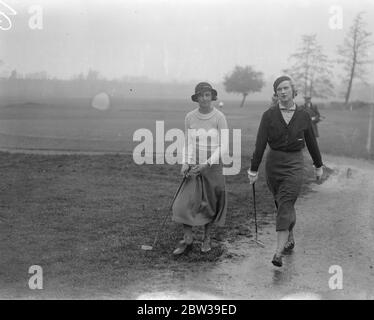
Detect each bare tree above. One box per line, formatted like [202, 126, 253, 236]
[223, 65, 264, 107]
[337, 12, 373, 105]
[284, 34, 334, 99]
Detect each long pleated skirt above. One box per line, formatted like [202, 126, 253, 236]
[265, 149, 304, 231]
[172, 163, 227, 227]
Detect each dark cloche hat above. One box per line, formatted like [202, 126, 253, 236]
[191, 82, 218, 102]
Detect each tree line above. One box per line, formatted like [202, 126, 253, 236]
[223, 12, 373, 107]
[1, 13, 372, 107]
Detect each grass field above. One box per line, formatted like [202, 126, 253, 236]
[0, 96, 371, 298]
[0, 151, 324, 299]
[0, 97, 373, 159]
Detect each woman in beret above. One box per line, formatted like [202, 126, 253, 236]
[248, 76, 323, 267]
[172, 82, 228, 255]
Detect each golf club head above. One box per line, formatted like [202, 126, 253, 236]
[251, 239, 265, 247]
[141, 245, 153, 251]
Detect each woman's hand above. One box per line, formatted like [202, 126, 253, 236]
[181, 164, 190, 176]
[247, 170, 258, 184]
[315, 166, 323, 180]
[189, 164, 208, 175]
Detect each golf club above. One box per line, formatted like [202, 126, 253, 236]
[141, 167, 190, 251]
[250, 183, 265, 247]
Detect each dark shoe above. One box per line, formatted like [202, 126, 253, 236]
[172, 240, 192, 255]
[272, 254, 283, 267]
[282, 241, 295, 254]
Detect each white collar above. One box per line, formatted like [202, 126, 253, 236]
[279, 102, 296, 111]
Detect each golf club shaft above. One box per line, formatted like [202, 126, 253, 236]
[250, 183, 265, 247]
[253, 183, 257, 236]
[151, 170, 190, 247]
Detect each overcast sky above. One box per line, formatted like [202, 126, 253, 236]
[1, 0, 374, 83]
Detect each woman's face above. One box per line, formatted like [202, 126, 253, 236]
[276, 80, 293, 103]
[197, 90, 213, 108]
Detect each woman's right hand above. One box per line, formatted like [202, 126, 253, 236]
[181, 164, 190, 176]
[247, 170, 258, 184]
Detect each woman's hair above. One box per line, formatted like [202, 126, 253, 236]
[271, 94, 278, 107]
[289, 79, 298, 98]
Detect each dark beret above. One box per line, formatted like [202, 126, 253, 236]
[273, 76, 292, 93]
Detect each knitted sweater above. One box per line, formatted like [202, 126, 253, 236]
[182, 107, 228, 165]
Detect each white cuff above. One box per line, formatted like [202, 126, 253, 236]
[248, 170, 258, 176]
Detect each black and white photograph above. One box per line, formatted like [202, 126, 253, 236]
[0, 0, 374, 302]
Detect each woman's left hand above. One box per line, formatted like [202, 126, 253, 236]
[315, 166, 323, 180]
[189, 164, 208, 175]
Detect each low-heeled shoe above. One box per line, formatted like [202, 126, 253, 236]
[272, 254, 282, 267]
[172, 240, 192, 255]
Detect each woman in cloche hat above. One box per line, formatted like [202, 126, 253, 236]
[171, 82, 228, 255]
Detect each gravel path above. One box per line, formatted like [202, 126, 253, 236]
[130, 154, 374, 300]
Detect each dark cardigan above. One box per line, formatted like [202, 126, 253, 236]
[250, 105, 323, 172]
